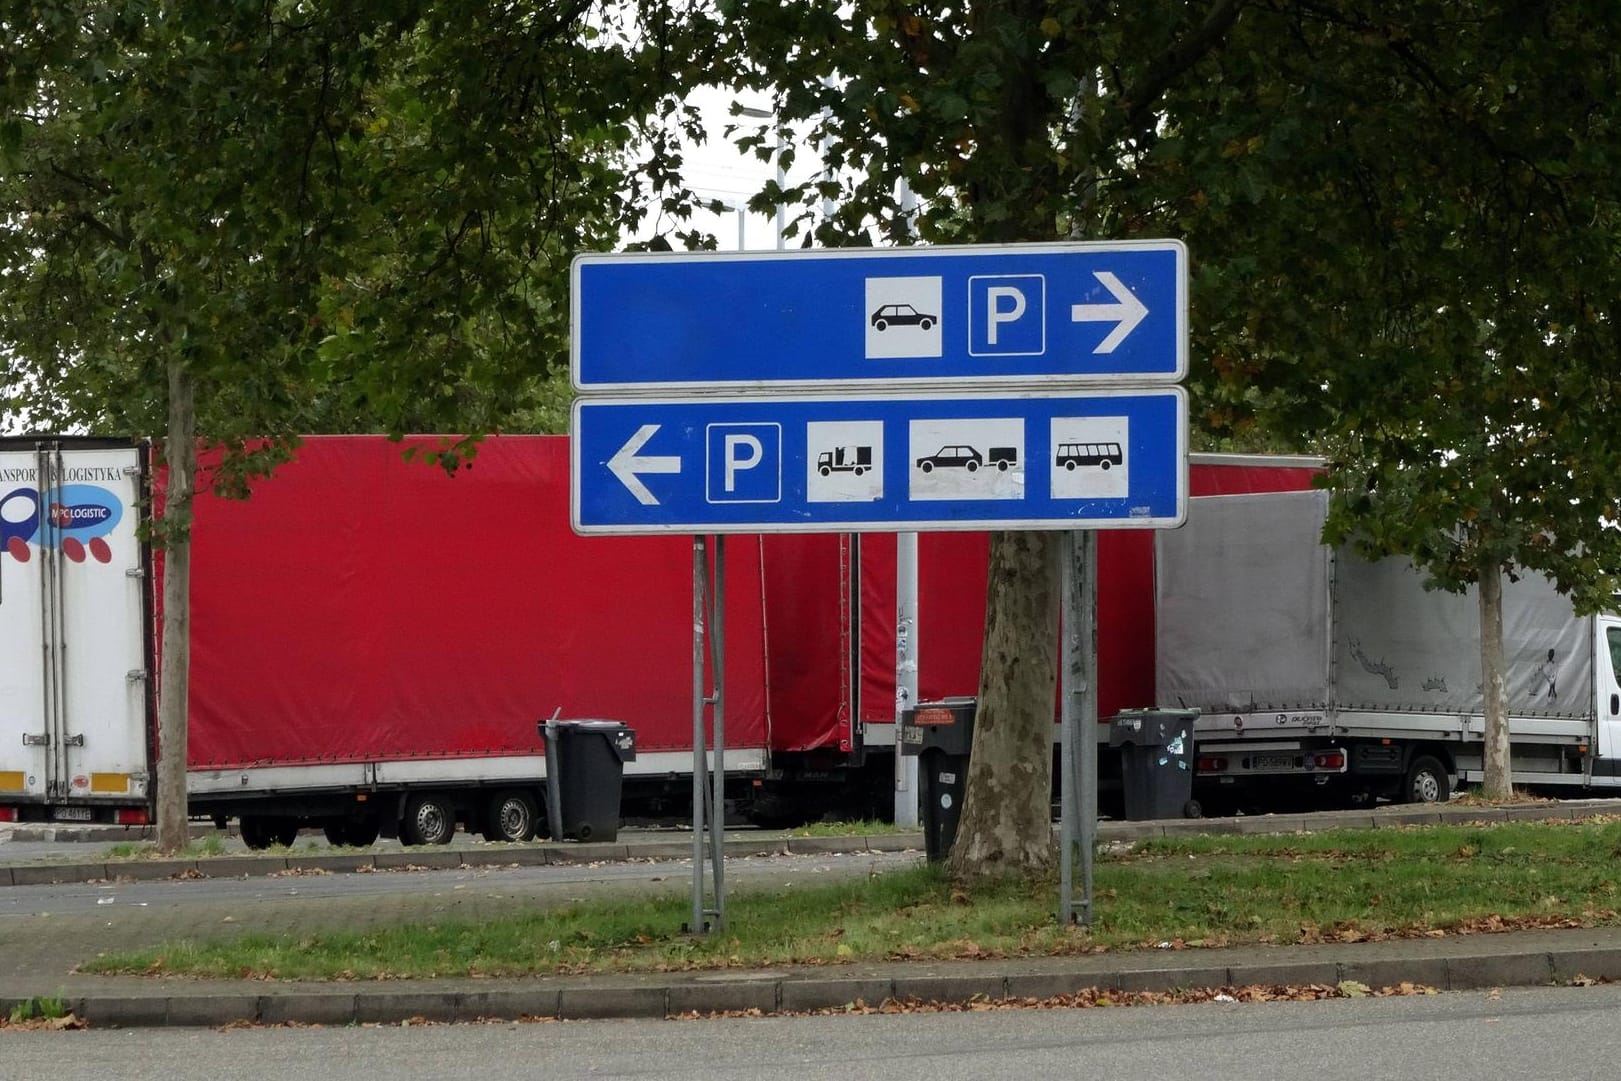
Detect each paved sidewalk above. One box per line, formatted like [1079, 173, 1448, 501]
[3, 799, 1619, 1028]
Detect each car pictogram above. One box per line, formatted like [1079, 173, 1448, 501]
[870, 304, 937, 332]
[916, 445, 983, 473]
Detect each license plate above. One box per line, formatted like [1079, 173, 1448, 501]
[1249, 753, 1298, 772]
[52, 806, 93, 822]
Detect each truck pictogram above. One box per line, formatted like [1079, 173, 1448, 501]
[817, 445, 872, 476]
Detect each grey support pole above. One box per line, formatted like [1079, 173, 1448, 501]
[690, 535, 726, 934]
[691, 537, 708, 933]
[708, 536, 726, 930]
[894, 532, 920, 828]
[1059, 530, 1099, 926]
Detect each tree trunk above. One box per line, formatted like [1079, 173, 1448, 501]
[947, 530, 1059, 881]
[156, 358, 195, 854]
[1478, 561, 1511, 799]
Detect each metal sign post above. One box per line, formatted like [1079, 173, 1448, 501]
[689, 536, 727, 933]
[894, 533, 920, 828]
[1059, 529, 1099, 925]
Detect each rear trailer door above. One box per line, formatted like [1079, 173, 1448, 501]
[0, 441, 150, 814]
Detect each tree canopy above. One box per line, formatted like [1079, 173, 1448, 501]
[0, 1, 711, 451]
[1115, 2, 1621, 608]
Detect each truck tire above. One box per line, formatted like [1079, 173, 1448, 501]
[239, 815, 274, 851]
[323, 818, 382, 848]
[1403, 755, 1450, 804]
[481, 790, 539, 844]
[272, 817, 300, 848]
[401, 794, 456, 846]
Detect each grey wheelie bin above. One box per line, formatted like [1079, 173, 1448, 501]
[1108, 708, 1200, 820]
[540, 719, 637, 842]
[900, 697, 976, 862]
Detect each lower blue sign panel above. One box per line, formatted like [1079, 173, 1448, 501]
[572, 389, 1186, 534]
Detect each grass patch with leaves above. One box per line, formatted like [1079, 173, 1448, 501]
[8, 995, 68, 1023]
[82, 817, 1621, 981]
[788, 819, 905, 838]
[102, 833, 230, 861]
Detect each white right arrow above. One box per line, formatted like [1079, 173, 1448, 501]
[607, 424, 681, 506]
[1069, 271, 1149, 353]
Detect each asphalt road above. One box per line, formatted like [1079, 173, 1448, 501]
[9, 983, 1621, 1081]
[0, 847, 919, 918]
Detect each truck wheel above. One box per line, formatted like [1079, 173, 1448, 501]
[324, 818, 381, 848]
[401, 794, 456, 846]
[342, 818, 381, 847]
[239, 815, 274, 851]
[1403, 755, 1450, 804]
[481, 790, 539, 843]
[272, 818, 300, 848]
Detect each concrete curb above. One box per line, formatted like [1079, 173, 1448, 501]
[18, 938, 1621, 1029]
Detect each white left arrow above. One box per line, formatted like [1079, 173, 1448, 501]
[608, 424, 681, 506]
[1069, 271, 1149, 354]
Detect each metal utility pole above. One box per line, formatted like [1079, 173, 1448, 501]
[894, 533, 920, 828]
[1059, 530, 1099, 925]
[690, 536, 726, 932]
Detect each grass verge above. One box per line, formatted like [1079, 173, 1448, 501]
[103, 833, 229, 861]
[788, 819, 905, 838]
[82, 817, 1621, 981]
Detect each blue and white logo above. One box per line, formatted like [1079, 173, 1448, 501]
[968, 275, 1046, 357]
[706, 423, 781, 504]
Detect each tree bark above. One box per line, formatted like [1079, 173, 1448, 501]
[156, 358, 195, 854]
[947, 530, 1059, 881]
[1478, 561, 1511, 799]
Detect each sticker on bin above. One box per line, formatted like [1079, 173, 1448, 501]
[913, 708, 958, 726]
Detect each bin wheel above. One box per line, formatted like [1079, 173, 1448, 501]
[401, 794, 457, 846]
[1182, 799, 1203, 820]
[481, 790, 539, 843]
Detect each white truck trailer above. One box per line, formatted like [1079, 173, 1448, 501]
[1156, 490, 1621, 809]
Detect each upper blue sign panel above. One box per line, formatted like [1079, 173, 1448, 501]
[572, 241, 1186, 393]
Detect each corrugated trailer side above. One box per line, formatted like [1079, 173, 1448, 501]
[179, 435, 773, 840]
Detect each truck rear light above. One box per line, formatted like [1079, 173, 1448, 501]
[114, 808, 150, 825]
[0, 807, 16, 822]
[1313, 752, 1345, 770]
[1196, 756, 1227, 772]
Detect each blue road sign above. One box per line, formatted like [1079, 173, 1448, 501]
[572, 388, 1186, 534]
[572, 241, 1186, 393]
